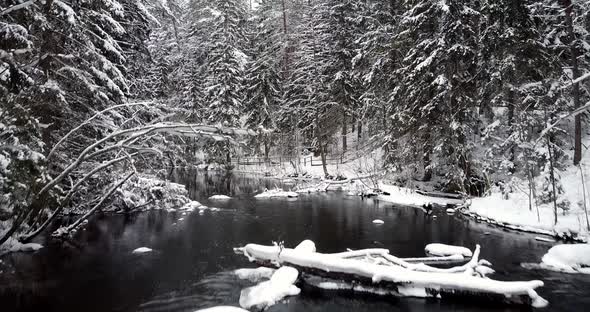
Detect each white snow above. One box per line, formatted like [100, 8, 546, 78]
[235, 267, 276, 282]
[425, 243, 473, 257]
[209, 195, 231, 200]
[194, 307, 248, 312]
[446, 208, 456, 214]
[239, 266, 301, 309]
[372, 219, 385, 224]
[254, 189, 299, 199]
[467, 155, 590, 240]
[132, 247, 153, 254]
[540, 244, 590, 274]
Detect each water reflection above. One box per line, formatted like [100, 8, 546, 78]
[0, 170, 588, 312]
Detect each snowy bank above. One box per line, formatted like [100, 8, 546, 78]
[467, 191, 588, 240]
[239, 266, 300, 309]
[540, 244, 590, 274]
[425, 243, 473, 257]
[377, 183, 464, 208]
[254, 188, 298, 199]
[0, 237, 43, 255]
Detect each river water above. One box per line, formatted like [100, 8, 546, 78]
[1, 171, 588, 312]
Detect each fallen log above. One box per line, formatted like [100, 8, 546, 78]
[234, 242, 548, 308]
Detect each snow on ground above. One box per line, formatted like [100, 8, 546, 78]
[372, 219, 385, 224]
[193, 306, 248, 312]
[467, 148, 590, 240]
[132, 247, 153, 254]
[209, 195, 231, 200]
[239, 266, 301, 309]
[540, 244, 590, 274]
[254, 188, 299, 199]
[425, 243, 473, 257]
[235, 267, 276, 282]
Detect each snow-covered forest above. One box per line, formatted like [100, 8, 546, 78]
[2, 0, 590, 251]
[4, 1, 590, 311]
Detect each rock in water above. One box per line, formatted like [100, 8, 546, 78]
[132, 247, 153, 254]
[239, 266, 300, 309]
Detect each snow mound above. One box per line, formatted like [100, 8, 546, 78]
[255, 189, 299, 199]
[132, 247, 153, 254]
[372, 219, 385, 224]
[239, 266, 301, 309]
[425, 243, 473, 257]
[194, 306, 249, 312]
[235, 267, 275, 282]
[209, 195, 231, 200]
[294, 240, 316, 253]
[541, 244, 590, 274]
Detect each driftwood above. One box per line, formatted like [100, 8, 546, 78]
[234, 242, 548, 308]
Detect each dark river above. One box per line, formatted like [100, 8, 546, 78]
[1, 171, 589, 312]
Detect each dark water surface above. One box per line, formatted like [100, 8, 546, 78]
[1, 171, 589, 312]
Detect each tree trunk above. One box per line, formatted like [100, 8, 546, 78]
[321, 144, 329, 178]
[357, 120, 362, 143]
[561, 0, 582, 165]
[423, 129, 432, 182]
[342, 109, 347, 153]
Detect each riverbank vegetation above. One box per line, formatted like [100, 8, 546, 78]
[2, 0, 590, 249]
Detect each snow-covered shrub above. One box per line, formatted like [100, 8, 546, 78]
[111, 174, 190, 212]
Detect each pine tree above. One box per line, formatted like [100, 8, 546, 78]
[243, 0, 284, 158]
[201, 0, 248, 126]
[388, 0, 480, 190]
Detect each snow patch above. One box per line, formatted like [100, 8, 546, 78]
[372, 219, 385, 224]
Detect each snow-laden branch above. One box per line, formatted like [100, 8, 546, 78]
[535, 99, 590, 146]
[56, 172, 134, 236]
[47, 101, 152, 160]
[0, 0, 37, 16]
[22, 152, 139, 242]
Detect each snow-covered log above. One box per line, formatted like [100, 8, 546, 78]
[235, 241, 547, 308]
[425, 243, 473, 257]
